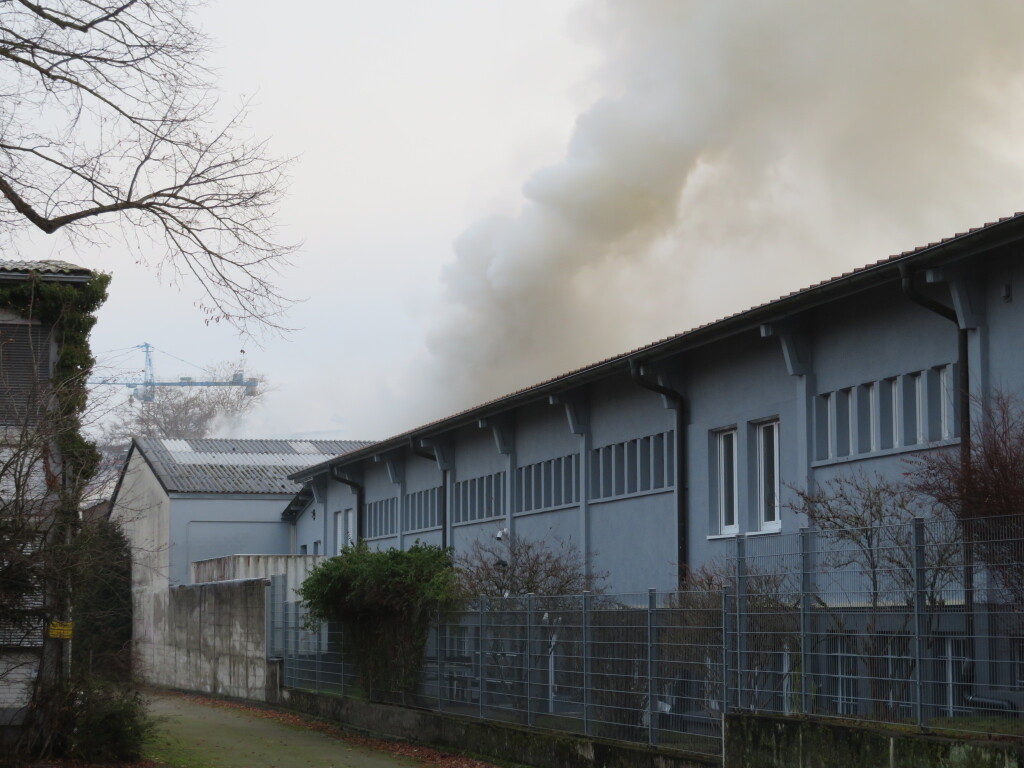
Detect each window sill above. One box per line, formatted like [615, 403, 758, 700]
[514, 501, 578, 518]
[404, 525, 442, 535]
[707, 528, 782, 540]
[452, 516, 505, 528]
[810, 438, 959, 468]
[590, 486, 674, 506]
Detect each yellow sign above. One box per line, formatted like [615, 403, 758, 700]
[48, 621, 72, 639]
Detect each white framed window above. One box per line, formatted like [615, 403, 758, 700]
[757, 420, 780, 530]
[335, 509, 356, 554]
[716, 429, 738, 534]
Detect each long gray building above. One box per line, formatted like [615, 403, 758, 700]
[286, 212, 1023, 594]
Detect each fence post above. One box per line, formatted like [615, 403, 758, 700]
[913, 517, 926, 728]
[316, 621, 323, 692]
[286, 601, 294, 689]
[648, 587, 657, 747]
[583, 590, 592, 738]
[479, 596, 487, 719]
[526, 593, 535, 727]
[436, 615, 444, 711]
[800, 527, 812, 715]
[342, 622, 350, 700]
[265, 577, 274, 660]
[722, 586, 731, 716]
[735, 535, 748, 710]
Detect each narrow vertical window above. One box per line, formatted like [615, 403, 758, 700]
[857, 382, 876, 453]
[814, 393, 831, 460]
[718, 430, 738, 534]
[758, 421, 780, 530]
[914, 372, 926, 444]
[835, 389, 851, 458]
[938, 365, 951, 440]
[891, 378, 901, 447]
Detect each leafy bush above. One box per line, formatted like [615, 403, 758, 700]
[299, 541, 461, 702]
[69, 680, 153, 762]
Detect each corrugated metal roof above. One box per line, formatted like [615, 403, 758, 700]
[0, 260, 92, 279]
[291, 210, 1024, 481]
[135, 437, 373, 495]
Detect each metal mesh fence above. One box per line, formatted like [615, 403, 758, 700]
[268, 514, 1024, 755]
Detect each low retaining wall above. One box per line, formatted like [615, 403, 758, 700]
[724, 713, 1024, 768]
[279, 689, 718, 768]
[191, 554, 322, 595]
[139, 579, 272, 701]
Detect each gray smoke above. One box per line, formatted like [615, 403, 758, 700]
[416, 1, 1024, 421]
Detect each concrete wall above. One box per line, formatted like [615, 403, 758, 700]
[279, 689, 717, 768]
[192, 553, 323, 598]
[723, 712, 1024, 768]
[151, 578, 271, 701]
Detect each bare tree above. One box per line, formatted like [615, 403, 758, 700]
[911, 391, 1024, 604]
[794, 472, 959, 718]
[97, 363, 267, 445]
[0, 1, 295, 331]
[451, 534, 604, 720]
[455, 532, 605, 598]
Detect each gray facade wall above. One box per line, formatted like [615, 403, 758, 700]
[168, 496, 292, 586]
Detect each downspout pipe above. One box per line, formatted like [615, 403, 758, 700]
[330, 467, 364, 543]
[898, 264, 970, 473]
[630, 359, 689, 587]
[899, 264, 976, 655]
[410, 437, 447, 549]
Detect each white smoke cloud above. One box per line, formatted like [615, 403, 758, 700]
[414, 1, 1024, 422]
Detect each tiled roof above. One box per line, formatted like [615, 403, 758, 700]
[291, 210, 1024, 481]
[0, 260, 92, 279]
[135, 437, 373, 495]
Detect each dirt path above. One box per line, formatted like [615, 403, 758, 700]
[145, 691, 502, 768]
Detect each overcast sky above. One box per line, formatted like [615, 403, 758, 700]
[23, 1, 1024, 443]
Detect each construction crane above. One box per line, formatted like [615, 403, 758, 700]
[90, 342, 258, 402]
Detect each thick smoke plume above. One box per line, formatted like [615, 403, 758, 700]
[418, 1, 1024, 421]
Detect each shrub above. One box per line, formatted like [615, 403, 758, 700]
[298, 541, 460, 702]
[71, 518, 134, 680]
[69, 680, 153, 762]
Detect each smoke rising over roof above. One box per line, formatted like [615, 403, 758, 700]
[411, 1, 1024, 423]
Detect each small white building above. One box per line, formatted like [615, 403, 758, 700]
[109, 437, 369, 693]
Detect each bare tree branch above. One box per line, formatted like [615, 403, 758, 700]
[0, 1, 297, 332]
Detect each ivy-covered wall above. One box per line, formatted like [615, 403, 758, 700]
[0, 270, 110, 487]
